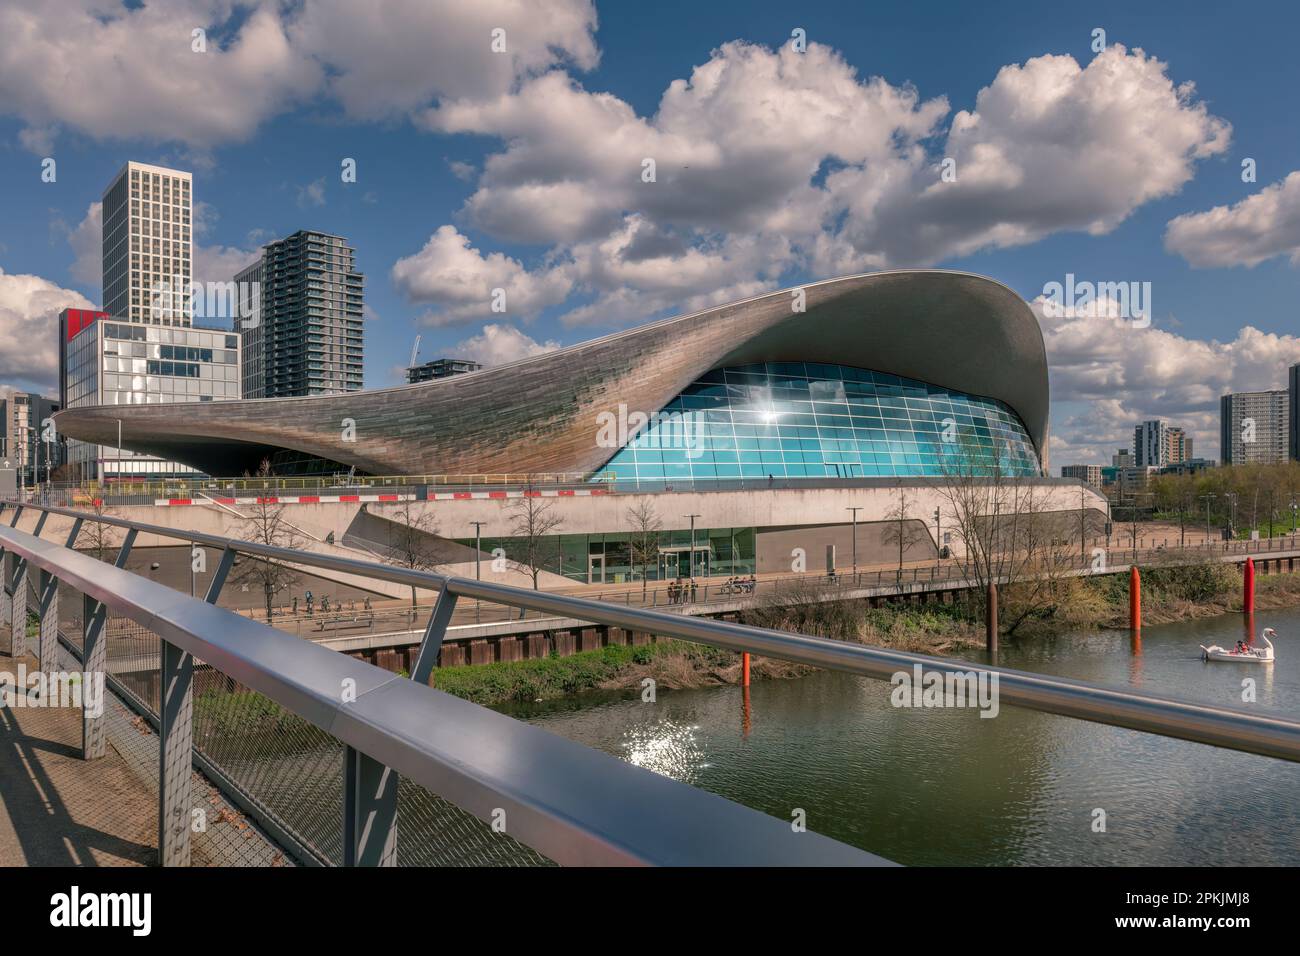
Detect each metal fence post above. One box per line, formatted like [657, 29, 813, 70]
[0, 550, 9, 653]
[343, 745, 398, 866]
[37, 567, 58, 676]
[157, 542, 237, 865]
[81, 591, 108, 759]
[158, 637, 193, 867]
[8, 552, 26, 657]
[411, 587, 458, 685]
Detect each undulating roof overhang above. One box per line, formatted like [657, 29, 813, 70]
[55, 270, 1050, 477]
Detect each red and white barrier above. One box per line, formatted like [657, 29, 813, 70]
[151, 488, 610, 507]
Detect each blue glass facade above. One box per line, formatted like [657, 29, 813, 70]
[599, 363, 1040, 480]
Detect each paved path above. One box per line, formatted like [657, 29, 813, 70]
[0, 651, 155, 866]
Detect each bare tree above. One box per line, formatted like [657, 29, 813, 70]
[506, 477, 564, 589]
[380, 500, 442, 606]
[626, 499, 662, 597]
[75, 497, 120, 562]
[930, 432, 1077, 636]
[234, 461, 303, 622]
[879, 486, 927, 583]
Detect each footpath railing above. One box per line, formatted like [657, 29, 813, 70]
[230, 536, 1300, 643]
[3, 499, 1300, 868]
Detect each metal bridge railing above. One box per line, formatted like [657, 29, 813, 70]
[0, 501, 881, 868]
[4, 499, 1300, 868]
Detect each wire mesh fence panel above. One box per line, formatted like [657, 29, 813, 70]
[191, 678, 345, 864]
[103, 613, 161, 716]
[395, 779, 554, 867]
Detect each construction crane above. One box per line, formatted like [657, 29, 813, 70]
[409, 334, 421, 369]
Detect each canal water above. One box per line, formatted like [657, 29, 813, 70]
[506, 607, 1300, 865]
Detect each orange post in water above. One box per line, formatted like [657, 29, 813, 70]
[1244, 557, 1255, 615]
[1129, 566, 1141, 631]
[742, 651, 751, 687]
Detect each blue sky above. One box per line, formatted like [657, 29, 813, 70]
[1, 0, 1298, 465]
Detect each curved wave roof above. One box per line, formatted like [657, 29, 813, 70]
[55, 270, 1049, 477]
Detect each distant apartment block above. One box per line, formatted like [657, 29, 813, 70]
[1112, 448, 1133, 468]
[1165, 426, 1192, 464]
[0, 391, 63, 485]
[102, 161, 192, 325]
[1060, 464, 1103, 487]
[1134, 420, 1165, 467]
[1220, 390, 1289, 465]
[238, 230, 364, 398]
[406, 357, 482, 384]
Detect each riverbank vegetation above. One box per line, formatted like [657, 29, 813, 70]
[429, 639, 802, 707]
[425, 560, 1300, 708]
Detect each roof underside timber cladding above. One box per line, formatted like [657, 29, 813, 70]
[54, 270, 1049, 478]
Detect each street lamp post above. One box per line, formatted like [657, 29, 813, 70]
[846, 506, 862, 576]
[470, 520, 486, 624]
[1200, 493, 1216, 546]
[933, 506, 942, 570]
[683, 514, 701, 581]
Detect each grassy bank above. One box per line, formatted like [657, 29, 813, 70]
[429, 640, 810, 707]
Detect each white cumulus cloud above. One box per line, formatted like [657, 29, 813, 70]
[452, 323, 561, 367]
[0, 0, 598, 151]
[402, 41, 1229, 331]
[0, 268, 96, 392]
[1035, 296, 1300, 464]
[1165, 171, 1300, 268]
[391, 225, 572, 325]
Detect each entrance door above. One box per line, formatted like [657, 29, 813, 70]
[691, 547, 710, 579]
[587, 553, 606, 584]
[660, 551, 679, 580]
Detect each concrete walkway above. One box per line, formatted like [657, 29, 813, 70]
[0, 651, 155, 866]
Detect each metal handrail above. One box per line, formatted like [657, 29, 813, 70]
[8, 500, 1300, 764]
[0, 511, 884, 867]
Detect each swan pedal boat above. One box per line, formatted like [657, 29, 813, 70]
[1200, 628, 1276, 663]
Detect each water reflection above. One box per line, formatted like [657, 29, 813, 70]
[508, 607, 1300, 865]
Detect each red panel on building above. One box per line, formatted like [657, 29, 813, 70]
[61, 308, 109, 341]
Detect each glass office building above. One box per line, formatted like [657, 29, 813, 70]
[599, 363, 1040, 481]
[61, 313, 240, 480]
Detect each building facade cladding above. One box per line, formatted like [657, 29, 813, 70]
[102, 162, 193, 326]
[237, 258, 265, 398]
[600, 364, 1040, 481]
[62, 318, 241, 480]
[261, 230, 365, 397]
[1220, 390, 1290, 465]
[54, 271, 1050, 478]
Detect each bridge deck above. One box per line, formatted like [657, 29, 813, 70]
[0, 650, 155, 866]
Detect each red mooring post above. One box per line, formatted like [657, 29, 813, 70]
[1244, 557, 1256, 615]
[1129, 566, 1142, 631]
[742, 651, 751, 687]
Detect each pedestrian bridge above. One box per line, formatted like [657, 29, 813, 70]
[3, 500, 1300, 867]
